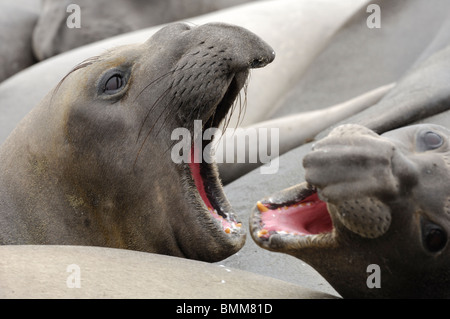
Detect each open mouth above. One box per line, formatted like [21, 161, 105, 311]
[188, 147, 242, 234]
[185, 73, 247, 237]
[251, 183, 336, 249]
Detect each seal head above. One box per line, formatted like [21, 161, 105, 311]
[0, 22, 275, 262]
[251, 124, 450, 298]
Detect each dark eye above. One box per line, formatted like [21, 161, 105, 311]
[104, 74, 124, 93]
[421, 218, 447, 253]
[423, 131, 443, 150]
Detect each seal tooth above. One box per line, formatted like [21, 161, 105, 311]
[257, 229, 269, 238]
[256, 201, 269, 212]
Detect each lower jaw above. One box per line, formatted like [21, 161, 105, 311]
[250, 220, 335, 252]
[188, 145, 245, 236]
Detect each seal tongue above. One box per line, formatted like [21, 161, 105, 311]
[257, 193, 332, 238]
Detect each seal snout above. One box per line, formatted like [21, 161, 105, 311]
[302, 124, 407, 238]
[188, 22, 275, 72]
[304, 124, 400, 203]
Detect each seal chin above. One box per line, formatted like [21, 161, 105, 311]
[250, 182, 336, 251]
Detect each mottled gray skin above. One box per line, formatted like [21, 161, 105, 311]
[251, 124, 450, 298]
[0, 22, 274, 262]
[33, 0, 258, 61]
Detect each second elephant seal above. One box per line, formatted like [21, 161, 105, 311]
[251, 123, 450, 298]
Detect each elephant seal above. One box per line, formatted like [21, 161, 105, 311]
[251, 123, 450, 298]
[0, 22, 275, 262]
[32, 0, 259, 60]
[0, 1, 39, 82]
[0, 245, 336, 299]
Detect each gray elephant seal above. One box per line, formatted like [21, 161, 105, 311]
[251, 123, 450, 298]
[0, 1, 39, 82]
[0, 22, 275, 262]
[33, 0, 258, 60]
[0, 245, 336, 299]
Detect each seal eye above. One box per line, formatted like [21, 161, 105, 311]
[423, 131, 443, 150]
[104, 74, 124, 93]
[98, 68, 130, 98]
[421, 218, 447, 253]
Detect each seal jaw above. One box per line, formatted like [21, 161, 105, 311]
[250, 182, 337, 251]
[177, 133, 246, 262]
[178, 70, 251, 258]
[188, 147, 244, 237]
[159, 22, 274, 260]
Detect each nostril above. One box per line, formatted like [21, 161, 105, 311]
[249, 51, 275, 69]
[250, 57, 265, 68]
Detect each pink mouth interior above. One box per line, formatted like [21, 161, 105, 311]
[188, 147, 236, 232]
[259, 193, 332, 238]
[189, 147, 213, 209]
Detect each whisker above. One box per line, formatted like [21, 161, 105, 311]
[222, 98, 236, 133]
[133, 88, 189, 169]
[157, 98, 196, 157]
[237, 79, 249, 128]
[133, 68, 179, 103]
[137, 82, 174, 141]
[134, 62, 200, 141]
[133, 94, 175, 168]
[133, 58, 200, 104]
[155, 99, 183, 140]
[208, 103, 218, 130]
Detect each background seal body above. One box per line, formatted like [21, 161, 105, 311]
[0, 245, 337, 299]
